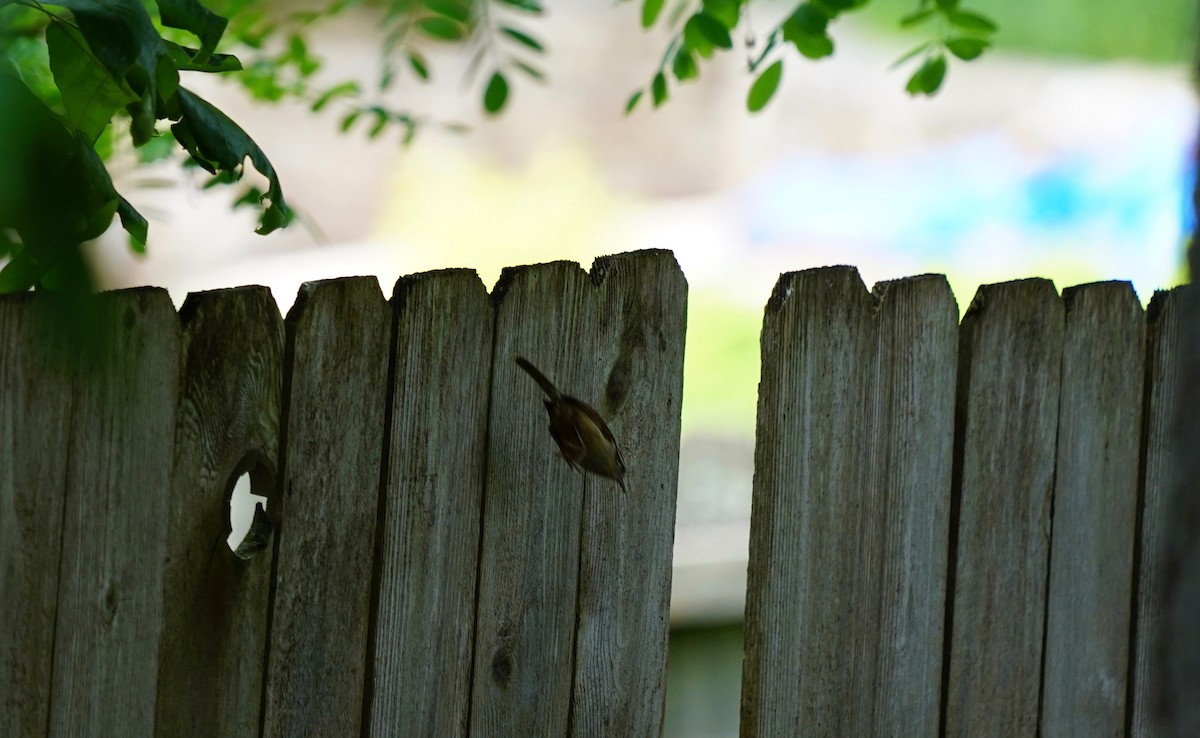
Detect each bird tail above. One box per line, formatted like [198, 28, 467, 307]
[515, 356, 561, 401]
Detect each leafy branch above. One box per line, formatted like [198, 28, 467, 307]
[625, 0, 997, 114]
[0, 0, 290, 291]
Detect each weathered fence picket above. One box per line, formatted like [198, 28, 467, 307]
[1041, 283, 1144, 736]
[1, 293, 74, 737]
[469, 261, 598, 736]
[52, 290, 178, 736]
[1129, 286, 1188, 737]
[870, 275, 958, 736]
[568, 253, 685, 737]
[741, 268, 958, 736]
[262, 278, 391, 736]
[366, 270, 493, 736]
[469, 251, 685, 736]
[943, 279, 1064, 737]
[157, 287, 283, 737]
[0, 250, 1194, 738]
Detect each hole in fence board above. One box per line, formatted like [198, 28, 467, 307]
[227, 473, 270, 557]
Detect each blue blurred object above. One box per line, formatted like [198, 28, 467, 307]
[736, 122, 1192, 285]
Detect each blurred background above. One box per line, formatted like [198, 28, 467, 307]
[78, 0, 1196, 734]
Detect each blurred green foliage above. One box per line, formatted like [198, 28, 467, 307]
[866, 0, 1194, 63]
[682, 291, 762, 435]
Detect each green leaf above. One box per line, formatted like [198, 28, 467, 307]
[793, 33, 834, 59]
[0, 74, 138, 288]
[783, 4, 829, 38]
[311, 80, 359, 112]
[746, 58, 782, 112]
[0, 251, 44, 293]
[425, 0, 470, 24]
[502, 26, 544, 53]
[672, 47, 698, 82]
[156, 0, 226, 66]
[483, 71, 508, 114]
[368, 106, 388, 138]
[701, 0, 740, 28]
[137, 130, 175, 163]
[890, 40, 933, 68]
[157, 0, 226, 63]
[935, 0, 959, 8]
[401, 121, 419, 146]
[906, 53, 947, 95]
[418, 16, 465, 41]
[512, 59, 545, 81]
[624, 89, 643, 114]
[170, 87, 291, 234]
[497, 0, 543, 14]
[117, 195, 147, 251]
[407, 51, 430, 80]
[50, 0, 180, 146]
[163, 41, 242, 73]
[651, 71, 668, 107]
[642, 0, 664, 28]
[0, 35, 61, 111]
[340, 109, 360, 132]
[945, 36, 989, 60]
[685, 29, 715, 59]
[899, 8, 935, 28]
[947, 10, 997, 33]
[45, 21, 136, 142]
[287, 33, 308, 61]
[684, 13, 732, 50]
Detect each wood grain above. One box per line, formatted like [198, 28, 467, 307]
[48, 289, 181, 736]
[569, 251, 686, 736]
[943, 279, 1064, 737]
[365, 270, 493, 737]
[157, 287, 284, 737]
[1157, 276, 1200, 736]
[469, 260, 600, 737]
[741, 268, 957, 737]
[1128, 286, 1187, 737]
[742, 267, 880, 737]
[0, 293, 73, 738]
[1041, 282, 1144, 736]
[871, 275, 958, 736]
[262, 277, 390, 737]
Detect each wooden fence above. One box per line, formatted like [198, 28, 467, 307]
[0, 249, 1190, 737]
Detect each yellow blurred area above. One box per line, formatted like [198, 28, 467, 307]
[372, 140, 629, 290]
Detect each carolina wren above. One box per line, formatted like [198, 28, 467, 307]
[515, 356, 627, 494]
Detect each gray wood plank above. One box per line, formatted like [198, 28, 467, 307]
[262, 277, 390, 737]
[741, 268, 957, 737]
[871, 275, 958, 737]
[944, 279, 1064, 738]
[742, 267, 880, 737]
[157, 287, 284, 738]
[475, 254, 673, 736]
[48, 288, 180, 736]
[1041, 282, 1144, 736]
[366, 270, 493, 737]
[568, 250, 687, 736]
[469, 260, 598, 736]
[0, 294, 73, 738]
[1156, 276, 1200, 737]
[1128, 286, 1188, 737]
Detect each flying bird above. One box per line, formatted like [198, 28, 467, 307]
[515, 356, 627, 494]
